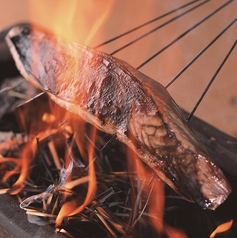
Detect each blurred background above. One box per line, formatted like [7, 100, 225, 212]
[0, 0, 236, 138]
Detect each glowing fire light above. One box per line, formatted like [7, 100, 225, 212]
[209, 220, 233, 238]
[1, 1, 232, 237]
[42, 112, 56, 124]
[25, 0, 114, 227]
[127, 148, 187, 237]
[27, 0, 114, 45]
[55, 126, 97, 227]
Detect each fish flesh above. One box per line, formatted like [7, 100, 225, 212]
[5, 24, 231, 210]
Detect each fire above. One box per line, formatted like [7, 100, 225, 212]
[42, 112, 56, 124]
[8, 106, 70, 195]
[0, 1, 233, 237]
[1, 1, 183, 236]
[127, 148, 187, 237]
[209, 220, 233, 238]
[55, 125, 97, 227]
[27, 0, 114, 45]
[0, 101, 173, 235]
[9, 138, 37, 195]
[0, 72, 187, 236]
[22, 1, 114, 228]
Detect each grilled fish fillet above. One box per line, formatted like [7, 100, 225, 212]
[5, 24, 231, 209]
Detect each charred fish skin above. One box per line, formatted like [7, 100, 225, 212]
[6, 24, 231, 210]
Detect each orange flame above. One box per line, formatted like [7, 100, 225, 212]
[127, 147, 187, 237]
[27, 0, 114, 45]
[209, 220, 233, 238]
[9, 125, 62, 195]
[25, 1, 115, 226]
[7, 0, 115, 227]
[4, 97, 98, 225]
[4, 2, 231, 237]
[9, 138, 37, 195]
[42, 112, 56, 124]
[2, 94, 73, 194]
[55, 125, 97, 227]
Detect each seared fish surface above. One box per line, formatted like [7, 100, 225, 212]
[6, 24, 231, 209]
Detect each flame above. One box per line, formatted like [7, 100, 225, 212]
[209, 220, 233, 238]
[9, 124, 63, 195]
[25, 1, 115, 225]
[0, 95, 72, 193]
[55, 125, 97, 227]
[9, 138, 37, 195]
[127, 147, 187, 237]
[2, 2, 231, 236]
[126, 148, 164, 230]
[1, 97, 98, 223]
[2, 0, 115, 227]
[27, 0, 114, 45]
[42, 112, 56, 124]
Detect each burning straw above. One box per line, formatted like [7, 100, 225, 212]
[0, 94, 176, 237]
[0, 88, 234, 238]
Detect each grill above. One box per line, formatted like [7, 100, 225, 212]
[0, 1, 237, 237]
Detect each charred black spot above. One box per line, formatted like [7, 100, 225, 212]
[162, 131, 177, 147]
[100, 74, 115, 107]
[97, 74, 116, 119]
[88, 100, 96, 115]
[162, 149, 208, 205]
[111, 106, 122, 122]
[87, 81, 97, 115]
[93, 72, 130, 127]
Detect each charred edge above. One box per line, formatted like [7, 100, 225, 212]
[9, 26, 45, 89]
[151, 149, 208, 207]
[10, 34, 29, 66]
